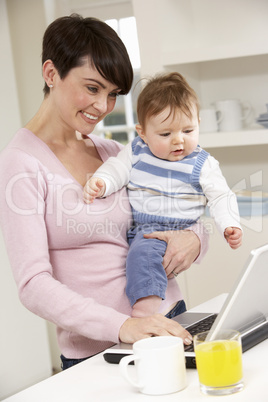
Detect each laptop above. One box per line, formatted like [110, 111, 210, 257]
[103, 244, 268, 368]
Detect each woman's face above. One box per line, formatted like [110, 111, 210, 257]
[52, 58, 121, 135]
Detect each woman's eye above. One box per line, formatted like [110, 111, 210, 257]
[87, 86, 98, 94]
[109, 92, 119, 99]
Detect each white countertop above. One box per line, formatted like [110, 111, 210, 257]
[4, 294, 268, 402]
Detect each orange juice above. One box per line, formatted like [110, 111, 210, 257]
[195, 339, 243, 387]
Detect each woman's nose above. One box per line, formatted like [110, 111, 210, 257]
[93, 95, 108, 114]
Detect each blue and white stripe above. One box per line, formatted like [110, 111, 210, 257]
[128, 137, 209, 224]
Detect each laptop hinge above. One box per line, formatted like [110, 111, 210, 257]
[241, 320, 268, 352]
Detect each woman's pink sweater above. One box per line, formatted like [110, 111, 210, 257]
[0, 129, 208, 358]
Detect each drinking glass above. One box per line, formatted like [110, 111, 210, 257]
[194, 329, 244, 396]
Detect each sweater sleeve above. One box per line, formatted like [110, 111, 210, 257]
[200, 156, 242, 236]
[0, 148, 129, 344]
[186, 221, 209, 264]
[92, 142, 132, 196]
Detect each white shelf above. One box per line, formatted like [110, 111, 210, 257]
[199, 129, 268, 149]
[162, 42, 268, 67]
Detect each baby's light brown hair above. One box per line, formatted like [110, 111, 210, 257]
[137, 72, 200, 127]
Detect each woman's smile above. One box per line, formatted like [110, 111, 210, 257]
[81, 111, 98, 121]
[81, 110, 100, 125]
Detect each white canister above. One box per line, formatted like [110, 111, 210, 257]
[199, 108, 221, 133]
[215, 99, 251, 132]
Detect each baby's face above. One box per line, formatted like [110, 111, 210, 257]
[137, 106, 200, 162]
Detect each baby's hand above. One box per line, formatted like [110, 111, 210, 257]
[224, 227, 242, 250]
[83, 177, 106, 204]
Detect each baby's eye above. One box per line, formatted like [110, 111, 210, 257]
[184, 129, 194, 134]
[160, 133, 170, 137]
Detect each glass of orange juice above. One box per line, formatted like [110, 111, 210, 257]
[194, 329, 244, 396]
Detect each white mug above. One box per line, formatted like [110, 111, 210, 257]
[215, 99, 251, 132]
[119, 336, 187, 395]
[199, 108, 221, 133]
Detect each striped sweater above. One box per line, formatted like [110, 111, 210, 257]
[94, 137, 241, 235]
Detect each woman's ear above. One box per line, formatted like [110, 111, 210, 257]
[43, 59, 56, 88]
[135, 124, 147, 143]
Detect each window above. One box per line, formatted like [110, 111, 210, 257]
[93, 16, 141, 144]
[65, 1, 141, 144]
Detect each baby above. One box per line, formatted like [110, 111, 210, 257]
[84, 72, 242, 318]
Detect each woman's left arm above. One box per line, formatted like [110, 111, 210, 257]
[143, 221, 209, 277]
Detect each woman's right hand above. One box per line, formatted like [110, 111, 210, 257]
[119, 314, 193, 345]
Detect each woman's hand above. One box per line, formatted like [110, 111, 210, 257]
[144, 230, 200, 278]
[119, 314, 193, 345]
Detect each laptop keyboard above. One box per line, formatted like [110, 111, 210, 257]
[184, 313, 218, 352]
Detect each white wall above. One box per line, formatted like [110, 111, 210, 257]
[7, 0, 45, 126]
[178, 217, 268, 309]
[0, 0, 21, 138]
[0, 0, 52, 399]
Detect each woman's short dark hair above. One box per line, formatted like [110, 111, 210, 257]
[42, 14, 133, 96]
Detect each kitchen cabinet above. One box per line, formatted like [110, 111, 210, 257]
[132, 0, 268, 145]
[160, 0, 268, 65]
[132, 0, 268, 306]
[132, 0, 268, 186]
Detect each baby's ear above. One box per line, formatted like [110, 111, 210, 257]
[135, 124, 147, 143]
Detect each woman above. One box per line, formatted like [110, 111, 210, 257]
[0, 14, 208, 370]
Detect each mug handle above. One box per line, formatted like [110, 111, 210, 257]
[241, 101, 252, 121]
[119, 355, 144, 389]
[216, 109, 223, 124]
